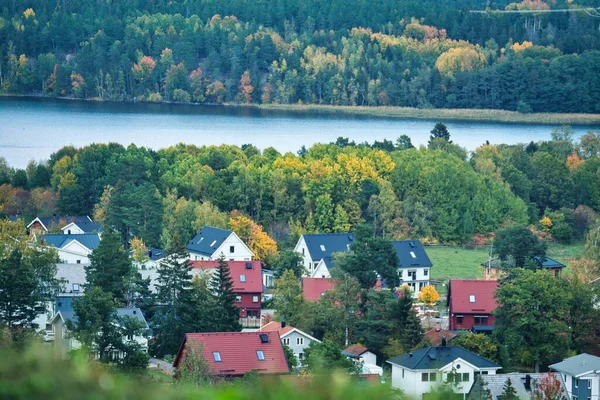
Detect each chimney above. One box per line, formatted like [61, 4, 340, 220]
[525, 374, 531, 391]
[281, 321, 286, 328]
[148, 249, 153, 258]
[441, 336, 447, 347]
[435, 322, 441, 332]
[409, 353, 413, 357]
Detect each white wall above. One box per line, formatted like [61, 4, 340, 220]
[400, 267, 430, 297]
[57, 241, 92, 264]
[190, 233, 253, 261]
[294, 236, 315, 276]
[311, 259, 331, 278]
[61, 224, 84, 235]
[281, 330, 317, 365]
[360, 351, 377, 366]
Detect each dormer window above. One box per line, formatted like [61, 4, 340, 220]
[469, 295, 476, 303]
[240, 274, 246, 282]
[256, 350, 265, 361]
[213, 352, 222, 362]
[72, 284, 80, 292]
[320, 245, 326, 251]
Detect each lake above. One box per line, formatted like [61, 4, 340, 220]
[2, 97, 600, 168]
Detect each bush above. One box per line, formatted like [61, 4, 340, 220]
[173, 89, 191, 103]
[147, 92, 163, 103]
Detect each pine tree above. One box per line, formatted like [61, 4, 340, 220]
[210, 255, 241, 332]
[429, 122, 452, 144]
[0, 249, 41, 328]
[85, 228, 134, 305]
[500, 378, 519, 400]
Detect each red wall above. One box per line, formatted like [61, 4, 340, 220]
[449, 313, 495, 331]
[236, 293, 261, 318]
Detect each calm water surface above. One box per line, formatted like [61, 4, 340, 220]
[2, 97, 599, 168]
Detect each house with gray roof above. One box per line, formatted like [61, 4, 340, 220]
[467, 372, 567, 400]
[186, 226, 254, 261]
[393, 240, 432, 295]
[41, 233, 100, 264]
[550, 353, 600, 400]
[387, 346, 501, 399]
[28, 215, 93, 234]
[482, 256, 566, 280]
[46, 307, 149, 359]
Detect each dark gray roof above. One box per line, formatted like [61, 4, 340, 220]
[386, 346, 501, 370]
[468, 373, 567, 400]
[148, 247, 165, 261]
[481, 256, 565, 269]
[392, 240, 433, 268]
[550, 353, 600, 377]
[186, 226, 233, 255]
[66, 220, 101, 233]
[56, 307, 148, 329]
[42, 233, 100, 250]
[35, 215, 91, 230]
[303, 233, 355, 261]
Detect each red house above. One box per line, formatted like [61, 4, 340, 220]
[447, 279, 498, 332]
[190, 260, 263, 319]
[302, 278, 336, 301]
[173, 331, 289, 378]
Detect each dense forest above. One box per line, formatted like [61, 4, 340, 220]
[1, 126, 600, 252]
[1, 0, 600, 112]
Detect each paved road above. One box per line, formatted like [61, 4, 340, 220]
[149, 357, 174, 376]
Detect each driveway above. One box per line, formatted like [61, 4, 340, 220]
[149, 357, 174, 376]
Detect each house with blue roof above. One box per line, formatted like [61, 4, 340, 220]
[295, 234, 432, 295]
[27, 215, 95, 234]
[186, 226, 254, 261]
[294, 233, 355, 277]
[387, 345, 501, 399]
[47, 306, 149, 359]
[41, 233, 100, 264]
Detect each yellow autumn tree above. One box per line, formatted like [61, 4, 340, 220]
[566, 152, 584, 172]
[539, 216, 553, 233]
[418, 285, 440, 306]
[130, 236, 149, 264]
[229, 211, 278, 262]
[435, 46, 487, 79]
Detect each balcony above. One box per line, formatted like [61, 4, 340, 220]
[239, 317, 261, 328]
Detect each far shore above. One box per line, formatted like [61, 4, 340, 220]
[3, 93, 600, 126]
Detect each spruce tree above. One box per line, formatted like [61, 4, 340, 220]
[500, 378, 519, 400]
[151, 247, 194, 358]
[85, 228, 134, 305]
[210, 254, 241, 332]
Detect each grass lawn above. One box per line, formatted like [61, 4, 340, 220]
[426, 241, 585, 283]
[145, 369, 173, 384]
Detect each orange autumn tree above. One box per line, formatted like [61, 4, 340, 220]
[532, 372, 568, 400]
[566, 152, 584, 172]
[229, 211, 278, 263]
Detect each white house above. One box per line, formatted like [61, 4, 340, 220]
[46, 307, 149, 359]
[387, 346, 501, 400]
[27, 215, 97, 234]
[342, 344, 378, 366]
[550, 353, 600, 400]
[60, 220, 101, 235]
[392, 240, 432, 296]
[186, 226, 254, 261]
[41, 233, 100, 264]
[294, 233, 355, 277]
[258, 321, 320, 365]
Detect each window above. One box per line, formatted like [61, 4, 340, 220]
[424, 269, 428, 276]
[410, 251, 416, 258]
[482, 371, 489, 375]
[422, 373, 429, 382]
[235, 296, 242, 303]
[76, 260, 81, 264]
[474, 316, 488, 324]
[588, 380, 591, 389]
[302, 248, 305, 255]
[210, 240, 217, 247]
[299, 353, 304, 360]
[320, 245, 326, 251]
[73, 283, 80, 292]
[253, 295, 259, 303]
[256, 350, 265, 361]
[469, 294, 476, 303]
[230, 246, 235, 253]
[283, 338, 290, 345]
[575, 379, 579, 388]
[429, 373, 437, 382]
[240, 274, 246, 282]
[554, 269, 560, 278]
[462, 373, 469, 382]
[297, 337, 304, 345]
[402, 369, 404, 378]
[127, 334, 133, 341]
[213, 352, 222, 362]
[456, 315, 463, 324]
[399, 270, 403, 278]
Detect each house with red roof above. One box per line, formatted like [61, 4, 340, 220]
[424, 322, 457, 346]
[174, 331, 289, 378]
[302, 277, 336, 301]
[342, 344, 377, 366]
[259, 321, 320, 365]
[190, 260, 263, 320]
[448, 280, 499, 332]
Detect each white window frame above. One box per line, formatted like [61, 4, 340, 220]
[256, 350, 265, 361]
[252, 295, 259, 303]
[469, 294, 476, 303]
[297, 337, 304, 345]
[240, 274, 246, 282]
[213, 352, 222, 362]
